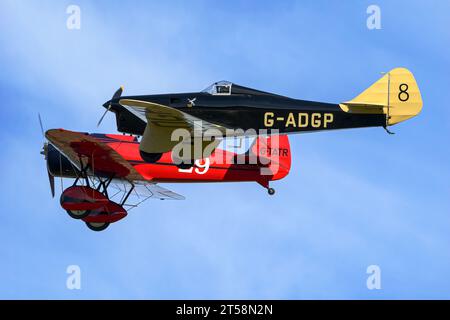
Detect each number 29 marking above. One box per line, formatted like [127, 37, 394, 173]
[178, 158, 210, 174]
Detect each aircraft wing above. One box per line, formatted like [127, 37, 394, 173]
[45, 129, 144, 181]
[45, 129, 185, 201]
[119, 99, 226, 133]
[119, 99, 225, 154]
[108, 181, 185, 201]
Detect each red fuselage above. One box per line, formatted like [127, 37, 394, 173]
[93, 133, 291, 186]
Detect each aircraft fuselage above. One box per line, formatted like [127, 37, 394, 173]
[106, 91, 386, 136]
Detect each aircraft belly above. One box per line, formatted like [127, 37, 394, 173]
[133, 162, 267, 183]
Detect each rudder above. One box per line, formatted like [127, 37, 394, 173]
[340, 68, 423, 126]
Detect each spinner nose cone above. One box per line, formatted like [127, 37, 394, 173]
[103, 100, 112, 108]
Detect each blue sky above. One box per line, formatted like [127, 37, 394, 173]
[0, 0, 449, 299]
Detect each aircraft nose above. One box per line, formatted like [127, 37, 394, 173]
[103, 100, 112, 108]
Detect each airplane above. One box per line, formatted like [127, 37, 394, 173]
[42, 67, 422, 231]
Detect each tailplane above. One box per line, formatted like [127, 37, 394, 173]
[340, 68, 423, 126]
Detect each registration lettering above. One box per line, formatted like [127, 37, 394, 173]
[264, 112, 334, 128]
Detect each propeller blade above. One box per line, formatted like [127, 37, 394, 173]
[59, 151, 64, 193]
[97, 106, 111, 127]
[39, 115, 55, 198]
[112, 85, 124, 100]
[97, 86, 124, 128]
[38, 113, 45, 138]
[47, 168, 55, 198]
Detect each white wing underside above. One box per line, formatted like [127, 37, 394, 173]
[87, 177, 185, 209]
[108, 181, 184, 201]
[119, 99, 226, 135]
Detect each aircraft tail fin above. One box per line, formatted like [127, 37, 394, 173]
[340, 68, 423, 126]
[250, 135, 291, 179]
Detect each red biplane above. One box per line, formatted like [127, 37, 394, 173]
[42, 128, 290, 231]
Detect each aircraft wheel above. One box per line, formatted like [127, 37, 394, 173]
[140, 151, 163, 163]
[66, 209, 90, 219]
[85, 221, 110, 232]
[268, 188, 275, 196]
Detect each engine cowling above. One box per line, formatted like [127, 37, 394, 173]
[47, 144, 78, 178]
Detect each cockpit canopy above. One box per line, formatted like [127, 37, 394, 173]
[202, 81, 285, 98]
[202, 81, 233, 95]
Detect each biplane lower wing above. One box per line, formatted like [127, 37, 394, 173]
[109, 182, 185, 201]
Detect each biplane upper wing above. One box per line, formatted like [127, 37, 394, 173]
[45, 129, 185, 200]
[46, 129, 144, 181]
[118, 99, 225, 155]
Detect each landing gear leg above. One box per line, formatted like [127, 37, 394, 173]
[72, 157, 91, 187]
[96, 175, 114, 198]
[257, 181, 276, 196]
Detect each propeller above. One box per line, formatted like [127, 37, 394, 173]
[97, 86, 124, 127]
[39, 113, 55, 198]
[38, 113, 45, 137]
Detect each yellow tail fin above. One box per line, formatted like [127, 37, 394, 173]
[340, 68, 423, 126]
